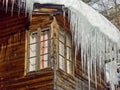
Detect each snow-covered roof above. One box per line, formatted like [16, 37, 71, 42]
[32, 0, 120, 43]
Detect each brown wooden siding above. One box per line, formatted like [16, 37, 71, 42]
[29, 14, 53, 31]
[56, 70, 75, 90]
[0, 15, 54, 90]
[0, 14, 29, 38]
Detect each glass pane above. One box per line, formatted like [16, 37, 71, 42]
[67, 61, 72, 74]
[29, 57, 36, 71]
[40, 47, 48, 55]
[59, 42, 64, 56]
[30, 32, 37, 44]
[66, 34, 71, 47]
[41, 40, 48, 47]
[66, 47, 72, 60]
[41, 30, 49, 41]
[59, 56, 65, 71]
[30, 44, 37, 57]
[59, 30, 64, 43]
[44, 60, 48, 68]
[40, 41, 49, 54]
[59, 29, 64, 36]
[40, 54, 48, 69]
[59, 34, 64, 43]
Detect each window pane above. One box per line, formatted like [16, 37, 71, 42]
[59, 34, 64, 43]
[27, 29, 50, 73]
[40, 40, 49, 54]
[67, 61, 72, 74]
[59, 30, 64, 43]
[30, 32, 37, 44]
[59, 29, 64, 36]
[66, 34, 71, 47]
[59, 56, 65, 71]
[40, 54, 48, 69]
[30, 44, 37, 57]
[41, 30, 49, 41]
[59, 42, 64, 56]
[40, 47, 48, 54]
[29, 57, 36, 71]
[66, 47, 72, 60]
[41, 40, 48, 47]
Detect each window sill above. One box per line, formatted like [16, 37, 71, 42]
[25, 67, 53, 76]
[57, 68, 75, 80]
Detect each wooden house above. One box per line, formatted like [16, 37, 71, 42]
[0, 2, 107, 90]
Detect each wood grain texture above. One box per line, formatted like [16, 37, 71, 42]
[0, 14, 54, 90]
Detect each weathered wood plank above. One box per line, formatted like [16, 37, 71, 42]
[0, 13, 54, 90]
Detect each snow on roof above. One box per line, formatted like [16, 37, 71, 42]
[80, 1, 120, 43]
[33, 0, 120, 43]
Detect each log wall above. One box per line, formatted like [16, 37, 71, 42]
[0, 14, 54, 90]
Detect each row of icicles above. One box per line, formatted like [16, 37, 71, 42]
[2, 0, 33, 16]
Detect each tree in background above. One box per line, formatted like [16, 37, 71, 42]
[87, 0, 120, 29]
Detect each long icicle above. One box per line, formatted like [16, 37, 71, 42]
[3, 0, 5, 6]
[87, 60, 91, 90]
[11, 0, 15, 16]
[5, 0, 8, 13]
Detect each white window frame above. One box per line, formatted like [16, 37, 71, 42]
[58, 28, 73, 75]
[25, 27, 50, 74]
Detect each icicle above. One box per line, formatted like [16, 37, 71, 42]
[2, 0, 5, 7]
[89, 31, 93, 78]
[94, 31, 97, 89]
[11, 0, 15, 16]
[87, 60, 91, 90]
[18, 0, 21, 16]
[22, 0, 26, 9]
[118, 48, 120, 63]
[98, 32, 102, 84]
[5, 0, 8, 13]
[81, 49, 84, 73]
[25, 0, 34, 17]
[67, 9, 71, 23]
[62, 6, 66, 26]
[80, 18, 85, 72]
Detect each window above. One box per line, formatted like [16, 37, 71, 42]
[58, 29, 73, 75]
[26, 28, 50, 72]
[40, 30, 49, 69]
[29, 31, 37, 71]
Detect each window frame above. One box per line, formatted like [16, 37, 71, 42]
[40, 29, 51, 69]
[25, 27, 51, 74]
[58, 27, 74, 75]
